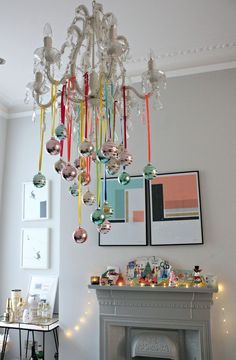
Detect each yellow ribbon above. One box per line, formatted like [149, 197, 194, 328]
[39, 107, 45, 172]
[80, 101, 85, 142]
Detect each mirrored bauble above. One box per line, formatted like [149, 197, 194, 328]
[62, 163, 77, 181]
[117, 143, 124, 156]
[97, 220, 111, 234]
[91, 152, 97, 163]
[102, 201, 114, 218]
[106, 158, 120, 175]
[74, 156, 86, 171]
[91, 208, 105, 225]
[143, 163, 158, 180]
[73, 226, 88, 244]
[54, 158, 66, 174]
[69, 182, 79, 197]
[119, 149, 133, 166]
[118, 171, 131, 185]
[79, 139, 94, 157]
[55, 124, 67, 140]
[80, 172, 91, 186]
[82, 190, 96, 206]
[46, 137, 60, 155]
[33, 172, 46, 188]
[96, 148, 110, 164]
[101, 140, 118, 159]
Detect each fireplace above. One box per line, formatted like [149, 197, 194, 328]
[89, 285, 217, 360]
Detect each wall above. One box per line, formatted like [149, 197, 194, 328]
[0, 114, 7, 219]
[59, 69, 236, 360]
[0, 114, 60, 359]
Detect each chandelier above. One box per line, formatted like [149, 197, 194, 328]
[27, 1, 166, 242]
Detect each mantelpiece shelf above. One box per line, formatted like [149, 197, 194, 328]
[88, 285, 217, 293]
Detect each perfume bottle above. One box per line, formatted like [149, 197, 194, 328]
[4, 298, 14, 323]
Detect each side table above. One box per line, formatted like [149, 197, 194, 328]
[0, 317, 59, 360]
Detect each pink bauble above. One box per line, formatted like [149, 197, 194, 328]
[101, 140, 118, 159]
[62, 163, 77, 181]
[97, 220, 111, 234]
[119, 149, 133, 166]
[46, 137, 60, 155]
[73, 227, 88, 244]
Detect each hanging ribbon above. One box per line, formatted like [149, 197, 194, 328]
[60, 84, 66, 158]
[113, 100, 117, 142]
[38, 107, 45, 172]
[80, 101, 85, 143]
[78, 174, 82, 225]
[51, 84, 57, 137]
[145, 95, 151, 163]
[123, 86, 127, 149]
[103, 166, 107, 202]
[66, 77, 75, 163]
[84, 72, 89, 139]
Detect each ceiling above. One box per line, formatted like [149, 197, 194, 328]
[0, 0, 236, 112]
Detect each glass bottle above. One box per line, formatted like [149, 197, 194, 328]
[16, 297, 25, 321]
[41, 302, 51, 322]
[30, 344, 38, 360]
[37, 344, 44, 359]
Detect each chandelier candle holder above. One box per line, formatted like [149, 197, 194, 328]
[27, 1, 166, 241]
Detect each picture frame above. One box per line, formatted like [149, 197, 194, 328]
[28, 275, 58, 318]
[149, 171, 203, 246]
[22, 181, 49, 221]
[99, 175, 150, 246]
[21, 228, 50, 269]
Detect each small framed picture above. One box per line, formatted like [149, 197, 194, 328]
[22, 181, 49, 221]
[149, 171, 203, 246]
[28, 275, 58, 318]
[21, 228, 50, 269]
[99, 175, 150, 246]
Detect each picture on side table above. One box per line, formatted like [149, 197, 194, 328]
[99, 175, 150, 246]
[149, 171, 203, 245]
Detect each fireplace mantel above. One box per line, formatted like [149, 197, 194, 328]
[89, 285, 217, 360]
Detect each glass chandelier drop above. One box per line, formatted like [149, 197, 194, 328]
[27, 1, 166, 242]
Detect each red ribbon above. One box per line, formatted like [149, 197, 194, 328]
[60, 84, 66, 157]
[145, 95, 151, 163]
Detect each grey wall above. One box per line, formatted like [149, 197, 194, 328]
[0, 114, 60, 359]
[59, 69, 236, 360]
[0, 115, 7, 220]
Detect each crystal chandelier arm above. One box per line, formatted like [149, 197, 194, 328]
[46, 64, 67, 86]
[124, 85, 152, 100]
[35, 92, 61, 109]
[75, 4, 89, 18]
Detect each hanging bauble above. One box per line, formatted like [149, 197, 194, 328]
[33, 172, 46, 188]
[101, 140, 118, 159]
[96, 148, 110, 164]
[91, 208, 105, 225]
[91, 152, 97, 163]
[55, 124, 67, 140]
[102, 201, 114, 218]
[74, 156, 86, 171]
[79, 139, 94, 157]
[143, 163, 158, 180]
[106, 158, 120, 175]
[119, 149, 133, 167]
[117, 143, 124, 157]
[80, 172, 91, 186]
[118, 171, 131, 185]
[69, 182, 79, 197]
[73, 226, 88, 244]
[97, 220, 111, 234]
[62, 163, 77, 181]
[82, 190, 96, 206]
[46, 137, 60, 155]
[54, 158, 66, 174]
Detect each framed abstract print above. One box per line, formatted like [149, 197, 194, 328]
[99, 175, 150, 246]
[22, 181, 49, 221]
[150, 171, 203, 246]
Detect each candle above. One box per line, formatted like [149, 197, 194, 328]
[90, 276, 100, 285]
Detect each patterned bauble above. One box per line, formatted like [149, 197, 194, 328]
[74, 156, 86, 171]
[54, 158, 66, 174]
[118, 171, 131, 185]
[102, 201, 114, 219]
[119, 149, 133, 167]
[91, 152, 97, 163]
[33, 172, 46, 188]
[97, 220, 111, 234]
[101, 140, 118, 159]
[55, 124, 67, 140]
[82, 190, 96, 206]
[79, 139, 94, 157]
[62, 163, 77, 181]
[46, 137, 60, 155]
[73, 227, 88, 244]
[117, 143, 124, 157]
[80, 172, 91, 186]
[96, 148, 110, 164]
[69, 182, 79, 197]
[91, 208, 105, 225]
[143, 163, 158, 180]
[106, 158, 120, 175]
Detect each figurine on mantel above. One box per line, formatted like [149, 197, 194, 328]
[101, 266, 120, 286]
[193, 265, 206, 288]
[169, 270, 178, 287]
